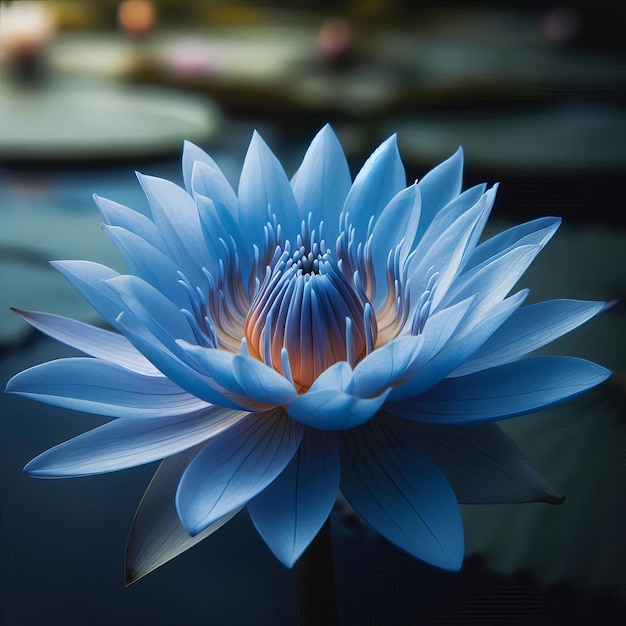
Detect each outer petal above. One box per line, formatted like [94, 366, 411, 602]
[405, 190, 492, 320]
[6, 357, 207, 418]
[290, 124, 352, 243]
[116, 313, 243, 409]
[237, 131, 299, 242]
[23, 406, 248, 477]
[248, 429, 340, 567]
[190, 160, 238, 217]
[451, 299, 608, 377]
[51, 260, 123, 328]
[12, 309, 160, 376]
[126, 443, 241, 585]
[406, 419, 563, 503]
[105, 275, 197, 357]
[340, 416, 464, 571]
[466, 216, 561, 270]
[94, 194, 165, 253]
[182, 139, 222, 192]
[388, 357, 611, 425]
[137, 173, 212, 288]
[102, 225, 189, 309]
[414, 146, 464, 244]
[369, 184, 421, 308]
[342, 134, 405, 241]
[176, 409, 303, 535]
[391, 290, 528, 401]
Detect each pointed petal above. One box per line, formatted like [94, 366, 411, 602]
[137, 173, 212, 288]
[340, 416, 464, 571]
[414, 146, 464, 243]
[176, 410, 303, 534]
[24, 406, 248, 477]
[105, 275, 197, 357]
[406, 191, 491, 319]
[351, 335, 423, 398]
[443, 218, 560, 316]
[232, 354, 297, 405]
[451, 299, 608, 377]
[466, 216, 561, 271]
[238, 131, 299, 241]
[51, 260, 123, 328]
[126, 444, 241, 585]
[6, 357, 206, 418]
[248, 429, 340, 567]
[369, 184, 421, 308]
[389, 357, 611, 425]
[12, 309, 160, 376]
[94, 194, 165, 253]
[391, 290, 528, 402]
[409, 420, 563, 504]
[342, 134, 405, 240]
[182, 140, 223, 195]
[190, 159, 238, 216]
[290, 124, 352, 243]
[391, 297, 474, 401]
[103, 225, 189, 309]
[287, 388, 390, 431]
[116, 313, 243, 409]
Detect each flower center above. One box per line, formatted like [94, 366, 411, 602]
[244, 224, 375, 389]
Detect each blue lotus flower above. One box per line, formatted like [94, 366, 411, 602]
[7, 125, 610, 583]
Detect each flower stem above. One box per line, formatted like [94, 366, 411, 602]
[296, 519, 340, 626]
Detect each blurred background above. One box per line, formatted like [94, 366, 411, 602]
[1, 1, 625, 624]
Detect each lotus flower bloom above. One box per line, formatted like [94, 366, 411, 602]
[7, 126, 611, 582]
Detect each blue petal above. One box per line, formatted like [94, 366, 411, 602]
[176, 410, 303, 535]
[232, 354, 297, 405]
[389, 357, 611, 425]
[105, 275, 197, 358]
[116, 313, 243, 409]
[182, 139, 224, 194]
[391, 297, 475, 401]
[238, 131, 299, 242]
[414, 146, 464, 244]
[451, 299, 608, 377]
[13, 309, 160, 376]
[466, 216, 561, 270]
[137, 173, 212, 289]
[391, 290, 528, 402]
[444, 217, 560, 316]
[342, 134, 405, 240]
[406, 191, 491, 317]
[369, 184, 421, 308]
[103, 225, 189, 309]
[176, 341, 247, 397]
[340, 416, 464, 571]
[287, 388, 390, 431]
[126, 444, 241, 585]
[51, 260, 123, 328]
[6, 357, 206, 418]
[351, 335, 423, 398]
[24, 406, 248, 477]
[290, 124, 352, 243]
[408, 420, 563, 504]
[190, 160, 238, 217]
[248, 428, 340, 567]
[308, 361, 353, 393]
[416, 184, 488, 250]
[94, 194, 165, 253]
